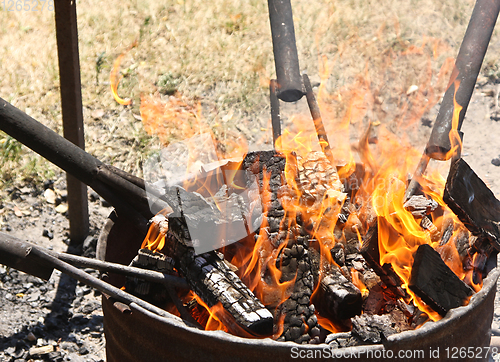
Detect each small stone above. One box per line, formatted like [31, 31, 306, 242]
[42, 229, 54, 239]
[492, 158, 500, 166]
[55, 204, 68, 214]
[61, 342, 78, 353]
[26, 332, 36, 342]
[79, 346, 89, 355]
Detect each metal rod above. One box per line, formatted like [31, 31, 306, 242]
[303, 74, 335, 163]
[26, 245, 195, 325]
[55, 251, 189, 289]
[270, 79, 282, 149]
[267, 0, 304, 102]
[425, 0, 500, 160]
[0, 232, 188, 288]
[0, 98, 170, 220]
[0, 97, 101, 185]
[0, 233, 54, 280]
[104, 164, 146, 190]
[404, 154, 430, 201]
[54, 0, 89, 244]
[406, 0, 500, 200]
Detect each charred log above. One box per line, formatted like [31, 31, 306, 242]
[124, 248, 174, 304]
[313, 264, 362, 321]
[443, 158, 500, 251]
[409, 244, 473, 316]
[403, 195, 438, 218]
[154, 184, 275, 337]
[242, 151, 322, 343]
[276, 235, 320, 344]
[166, 221, 273, 335]
[360, 222, 406, 299]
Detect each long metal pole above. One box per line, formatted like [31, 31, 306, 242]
[267, 0, 304, 102]
[425, 0, 500, 160]
[406, 0, 500, 200]
[54, 0, 89, 244]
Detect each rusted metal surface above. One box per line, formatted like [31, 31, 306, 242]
[267, 0, 303, 102]
[270, 79, 281, 148]
[425, 0, 500, 160]
[54, 0, 89, 244]
[0, 232, 54, 280]
[303, 73, 334, 163]
[99, 213, 499, 362]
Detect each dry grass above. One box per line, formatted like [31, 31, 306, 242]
[0, 0, 499, 184]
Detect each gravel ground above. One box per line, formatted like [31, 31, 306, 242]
[0, 179, 110, 362]
[2, 82, 500, 361]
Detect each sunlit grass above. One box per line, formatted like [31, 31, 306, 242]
[0, 0, 498, 182]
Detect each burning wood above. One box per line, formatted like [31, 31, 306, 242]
[313, 263, 362, 321]
[128, 145, 490, 345]
[409, 244, 474, 316]
[444, 158, 500, 249]
[148, 208, 274, 336]
[241, 151, 321, 343]
[360, 223, 407, 299]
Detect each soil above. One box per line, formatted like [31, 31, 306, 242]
[2, 81, 500, 361]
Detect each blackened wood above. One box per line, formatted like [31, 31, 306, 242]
[242, 151, 288, 246]
[313, 264, 362, 321]
[360, 222, 406, 298]
[277, 234, 320, 344]
[303, 74, 334, 163]
[409, 244, 473, 316]
[341, 163, 366, 200]
[242, 151, 320, 343]
[165, 215, 274, 336]
[444, 158, 500, 250]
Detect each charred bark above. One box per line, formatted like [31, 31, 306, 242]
[155, 182, 275, 336]
[313, 264, 362, 321]
[444, 158, 500, 251]
[409, 244, 473, 317]
[360, 222, 406, 299]
[242, 151, 321, 343]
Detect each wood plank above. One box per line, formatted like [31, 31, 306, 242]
[443, 158, 500, 250]
[409, 244, 473, 316]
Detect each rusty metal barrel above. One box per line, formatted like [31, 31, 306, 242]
[97, 212, 499, 362]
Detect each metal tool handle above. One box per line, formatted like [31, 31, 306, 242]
[268, 0, 304, 102]
[425, 0, 500, 160]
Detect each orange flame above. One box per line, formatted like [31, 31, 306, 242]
[110, 40, 138, 106]
[445, 79, 463, 160]
[136, 32, 482, 336]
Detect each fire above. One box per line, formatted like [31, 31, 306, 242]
[133, 31, 483, 339]
[110, 40, 137, 106]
